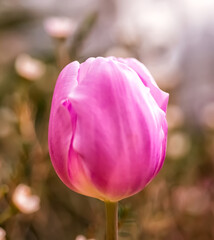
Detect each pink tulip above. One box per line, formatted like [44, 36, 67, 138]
[48, 57, 169, 202]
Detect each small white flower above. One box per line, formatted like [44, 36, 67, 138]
[12, 184, 40, 214]
[44, 17, 76, 39]
[15, 54, 45, 81]
[0, 227, 6, 240]
[75, 235, 87, 240]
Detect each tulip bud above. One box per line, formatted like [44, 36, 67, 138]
[48, 57, 169, 201]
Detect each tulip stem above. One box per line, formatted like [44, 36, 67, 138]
[105, 201, 118, 240]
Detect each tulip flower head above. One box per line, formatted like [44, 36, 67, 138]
[48, 57, 169, 202]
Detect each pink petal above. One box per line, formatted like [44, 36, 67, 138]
[116, 58, 169, 113]
[69, 57, 167, 201]
[48, 61, 79, 191]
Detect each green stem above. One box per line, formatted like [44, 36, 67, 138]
[105, 201, 118, 240]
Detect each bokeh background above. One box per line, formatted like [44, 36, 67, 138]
[0, 0, 214, 239]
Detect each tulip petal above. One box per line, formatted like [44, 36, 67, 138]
[69, 57, 167, 201]
[48, 61, 79, 191]
[48, 61, 107, 200]
[116, 58, 169, 113]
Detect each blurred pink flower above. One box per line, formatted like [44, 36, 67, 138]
[75, 235, 87, 240]
[12, 184, 40, 214]
[15, 54, 45, 81]
[48, 57, 169, 201]
[167, 104, 184, 130]
[173, 186, 210, 215]
[75, 235, 95, 240]
[201, 102, 214, 129]
[44, 17, 76, 39]
[0, 228, 6, 240]
[167, 132, 191, 159]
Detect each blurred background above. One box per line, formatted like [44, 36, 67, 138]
[0, 0, 214, 239]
